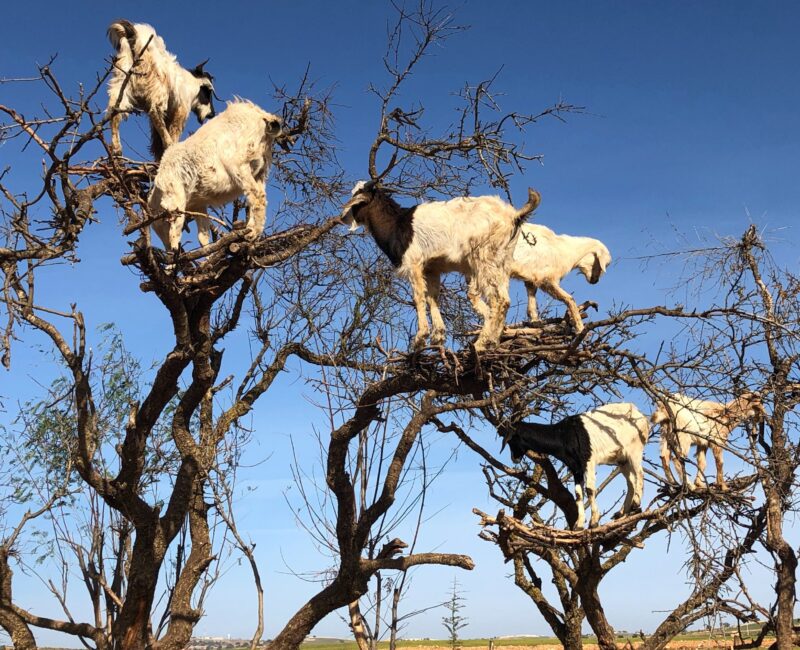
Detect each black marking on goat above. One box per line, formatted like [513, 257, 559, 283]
[352, 188, 415, 268]
[508, 415, 593, 485]
[589, 255, 602, 284]
[118, 20, 136, 43]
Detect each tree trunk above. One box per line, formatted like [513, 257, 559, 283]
[348, 601, 371, 650]
[767, 490, 797, 650]
[113, 523, 165, 650]
[577, 554, 617, 650]
[562, 609, 584, 650]
[389, 586, 401, 650]
[0, 550, 37, 650]
[268, 576, 366, 650]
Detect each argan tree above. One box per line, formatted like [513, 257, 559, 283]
[0, 3, 578, 649]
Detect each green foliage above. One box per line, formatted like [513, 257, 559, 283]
[441, 578, 468, 650]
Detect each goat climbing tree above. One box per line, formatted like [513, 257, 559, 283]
[1, 4, 798, 650]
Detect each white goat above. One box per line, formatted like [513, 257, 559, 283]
[503, 402, 650, 529]
[341, 181, 541, 352]
[652, 392, 764, 490]
[148, 99, 282, 250]
[509, 224, 611, 332]
[106, 20, 216, 160]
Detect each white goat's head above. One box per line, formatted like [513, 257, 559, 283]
[189, 60, 218, 123]
[576, 241, 612, 285]
[340, 180, 377, 232]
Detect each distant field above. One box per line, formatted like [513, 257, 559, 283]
[298, 628, 772, 650]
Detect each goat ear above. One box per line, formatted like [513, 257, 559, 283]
[263, 117, 282, 137]
[362, 179, 376, 193]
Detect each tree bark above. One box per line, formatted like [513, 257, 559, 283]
[576, 552, 617, 650]
[0, 550, 37, 650]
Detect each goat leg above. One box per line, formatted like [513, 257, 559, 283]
[711, 444, 728, 491]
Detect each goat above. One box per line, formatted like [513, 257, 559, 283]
[509, 224, 611, 332]
[106, 20, 216, 160]
[651, 392, 764, 491]
[148, 99, 282, 250]
[341, 181, 540, 352]
[502, 403, 650, 529]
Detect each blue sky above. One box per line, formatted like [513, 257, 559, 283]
[2, 0, 800, 645]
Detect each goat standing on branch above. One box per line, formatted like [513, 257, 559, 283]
[510, 224, 611, 332]
[652, 392, 765, 491]
[106, 20, 216, 160]
[502, 403, 650, 529]
[148, 99, 282, 251]
[341, 181, 541, 352]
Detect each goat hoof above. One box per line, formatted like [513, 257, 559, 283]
[411, 335, 428, 351]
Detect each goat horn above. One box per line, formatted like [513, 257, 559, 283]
[194, 58, 210, 71]
[499, 429, 511, 453]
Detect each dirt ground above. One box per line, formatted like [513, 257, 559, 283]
[400, 641, 770, 650]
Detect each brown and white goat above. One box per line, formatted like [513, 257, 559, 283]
[510, 224, 611, 332]
[106, 20, 216, 160]
[148, 99, 282, 250]
[341, 182, 541, 352]
[651, 392, 765, 490]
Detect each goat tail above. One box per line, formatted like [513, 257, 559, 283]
[107, 20, 137, 51]
[510, 187, 541, 240]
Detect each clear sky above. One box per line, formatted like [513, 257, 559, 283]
[2, 0, 799, 645]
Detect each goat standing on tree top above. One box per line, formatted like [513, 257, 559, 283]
[652, 392, 765, 491]
[341, 181, 541, 352]
[502, 402, 650, 529]
[106, 20, 217, 159]
[148, 99, 282, 250]
[510, 223, 611, 332]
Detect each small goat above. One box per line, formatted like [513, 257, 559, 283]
[651, 392, 764, 491]
[148, 99, 282, 250]
[510, 224, 611, 332]
[341, 181, 540, 351]
[502, 403, 650, 529]
[106, 20, 216, 160]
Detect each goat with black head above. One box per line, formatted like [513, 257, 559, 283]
[502, 402, 650, 529]
[106, 20, 217, 160]
[341, 181, 540, 352]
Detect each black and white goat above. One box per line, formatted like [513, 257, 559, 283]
[106, 20, 216, 160]
[148, 99, 282, 250]
[510, 224, 611, 332]
[502, 403, 650, 529]
[341, 181, 541, 351]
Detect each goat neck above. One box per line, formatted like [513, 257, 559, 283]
[354, 191, 415, 268]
